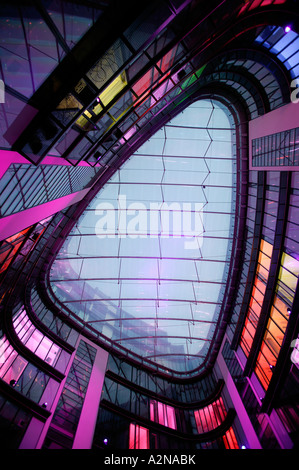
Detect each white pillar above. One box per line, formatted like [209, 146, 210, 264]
[72, 337, 109, 449]
[216, 336, 262, 449]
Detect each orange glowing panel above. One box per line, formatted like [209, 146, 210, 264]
[267, 313, 285, 348]
[273, 295, 290, 320]
[255, 292, 290, 390]
[260, 239, 273, 257]
[256, 335, 278, 388]
[258, 240, 273, 280]
[240, 318, 255, 356]
[255, 349, 273, 389]
[241, 299, 262, 356]
[240, 240, 273, 355]
[253, 277, 266, 296]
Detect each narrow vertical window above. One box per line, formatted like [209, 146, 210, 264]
[194, 397, 227, 433]
[150, 400, 176, 429]
[223, 427, 239, 449]
[129, 423, 149, 449]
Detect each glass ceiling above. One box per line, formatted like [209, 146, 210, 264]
[50, 99, 236, 375]
[255, 25, 299, 81]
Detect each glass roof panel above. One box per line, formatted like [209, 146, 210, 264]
[50, 99, 236, 375]
[255, 25, 299, 79]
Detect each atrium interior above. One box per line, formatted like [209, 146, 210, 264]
[0, 0, 298, 450]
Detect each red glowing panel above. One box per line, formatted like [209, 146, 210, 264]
[131, 46, 177, 107]
[238, 3, 250, 16]
[214, 398, 227, 423]
[156, 46, 178, 75]
[240, 330, 252, 356]
[240, 313, 258, 356]
[194, 409, 205, 433]
[132, 67, 160, 100]
[223, 427, 239, 449]
[194, 397, 227, 433]
[0, 227, 32, 274]
[249, 0, 263, 10]
[150, 400, 177, 430]
[0, 241, 22, 274]
[129, 423, 149, 449]
[207, 404, 218, 430]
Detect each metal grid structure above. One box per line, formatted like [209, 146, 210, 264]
[50, 98, 236, 374]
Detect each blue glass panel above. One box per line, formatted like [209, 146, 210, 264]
[255, 25, 299, 78]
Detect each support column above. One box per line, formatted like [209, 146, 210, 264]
[0, 188, 90, 241]
[216, 337, 262, 449]
[0, 149, 99, 179]
[72, 338, 109, 449]
[19, 348, 77, 449]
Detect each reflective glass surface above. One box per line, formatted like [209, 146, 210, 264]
[50, 99, 236, 374]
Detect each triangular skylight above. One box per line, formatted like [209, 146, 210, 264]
[50, 99, 236, 375]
